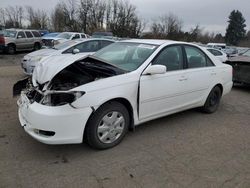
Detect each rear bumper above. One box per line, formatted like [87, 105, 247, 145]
[18, 95, 93, 144]
[223, 81, 233, 96]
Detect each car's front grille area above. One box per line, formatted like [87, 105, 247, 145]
[42, 39, 53, 47]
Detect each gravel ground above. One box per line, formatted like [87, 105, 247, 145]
[0, 53, 250, 188]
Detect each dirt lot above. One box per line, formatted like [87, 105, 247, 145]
[0, 53, 250, 188]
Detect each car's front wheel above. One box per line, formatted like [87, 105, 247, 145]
[202, 86, 222, 113]
[85, 101, 130, 149]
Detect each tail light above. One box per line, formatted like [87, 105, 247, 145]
[0, 35, 5, 45]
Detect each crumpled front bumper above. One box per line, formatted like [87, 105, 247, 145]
[18, 93, 93, 144]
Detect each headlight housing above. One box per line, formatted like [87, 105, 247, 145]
[31, 56, 43, 62]
[42, 91, 85, 106]
[53, 40, 60, 46]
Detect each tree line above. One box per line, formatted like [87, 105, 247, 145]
[0, 0, 249, 47]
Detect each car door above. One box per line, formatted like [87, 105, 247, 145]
[16, 31, 27, 50]
[182, 45, 216, 105]
[139, 45, 188, 120]
[24, 31, 34, 49]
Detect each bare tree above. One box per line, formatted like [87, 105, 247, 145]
[0, 8, 6, 26]
[106, 0, 143, 37]
[26, 6, 49, 29]
[150, 13, 183, 39]
[4, 6, 24, 28]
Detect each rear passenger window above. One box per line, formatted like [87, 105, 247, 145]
[17, 31, 26, 38]
[31, 31, 41, 37]
[185, 46, 214, 68]
[81, 34, 86, 38]
[25, 31, 33, 38]
[152, 45, 183, 71]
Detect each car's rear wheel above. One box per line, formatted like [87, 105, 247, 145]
[34, 43, 41, 51]
[202, 86, 222, 113]
[7, 44, 16, 54]
[85, 101, 129, 149]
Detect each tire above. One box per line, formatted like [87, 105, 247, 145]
[33, 43, 41, 51]
[201, 86, 222, 114]
[7, 44, 16, 55]
[85, 101, 130, 149]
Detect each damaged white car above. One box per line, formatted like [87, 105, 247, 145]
[14, 39, 233, 149]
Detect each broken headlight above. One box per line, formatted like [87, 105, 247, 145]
[42, 91, 85, 106]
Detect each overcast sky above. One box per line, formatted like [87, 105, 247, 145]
[1, 0, 250, 34]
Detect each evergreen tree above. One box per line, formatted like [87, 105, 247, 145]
[225, 10, 246, 46]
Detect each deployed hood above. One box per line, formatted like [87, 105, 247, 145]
[32, 54, 90, 85]
[25, 48, 58, 58]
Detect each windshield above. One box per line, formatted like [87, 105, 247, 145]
[43, 33, 59, 37]
[93, 42, 158, 71]
[3, 30, 17, 38]
[57, 32, 73, 39]
[242, 49, 250, 57]
[53, 40, 78, 50]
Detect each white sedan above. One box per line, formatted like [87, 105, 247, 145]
[15, 39, 233, 149]
[206, 48, 228, 63]
[21, 38, 114, 75]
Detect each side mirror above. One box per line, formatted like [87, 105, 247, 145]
[72, 48, 80, 54]
[143, 64, 167, 75]
[17, 35, 22, 39]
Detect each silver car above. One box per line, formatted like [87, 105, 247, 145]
[21, 38, 114, 75]
[0, 29, 42, 54]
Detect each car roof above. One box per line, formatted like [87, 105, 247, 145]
[120, 39, 198, 46]
[119, 39, 177, 45]
[73, 38, 115, 43]
[61, 32, 86, 35]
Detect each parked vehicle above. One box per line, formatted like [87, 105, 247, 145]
[41, 32, 60, 47]
[14, 39, 233, 149]
[207, 43, 226, 50]
[38, 30, 49, 36]
[92, 32, 113, 39]
[21, 38, 114, 75]
[226, 49, 250, 85]
[222, 46, 238, 57]
[0, 29, 42, 54]
[206, 48, 228, 62]
[42, 32, 88, 47]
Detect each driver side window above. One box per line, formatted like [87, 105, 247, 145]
[152, 45, 183, 71]
[17, 31, 26, 39]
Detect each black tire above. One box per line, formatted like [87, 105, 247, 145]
[85, 101, 130, 150]
[201, 86, 222, 114]
[7, 44, 16, 54]
[33, 43, 41, 51]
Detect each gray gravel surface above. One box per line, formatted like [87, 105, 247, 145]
[0, 54, 250, 188]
